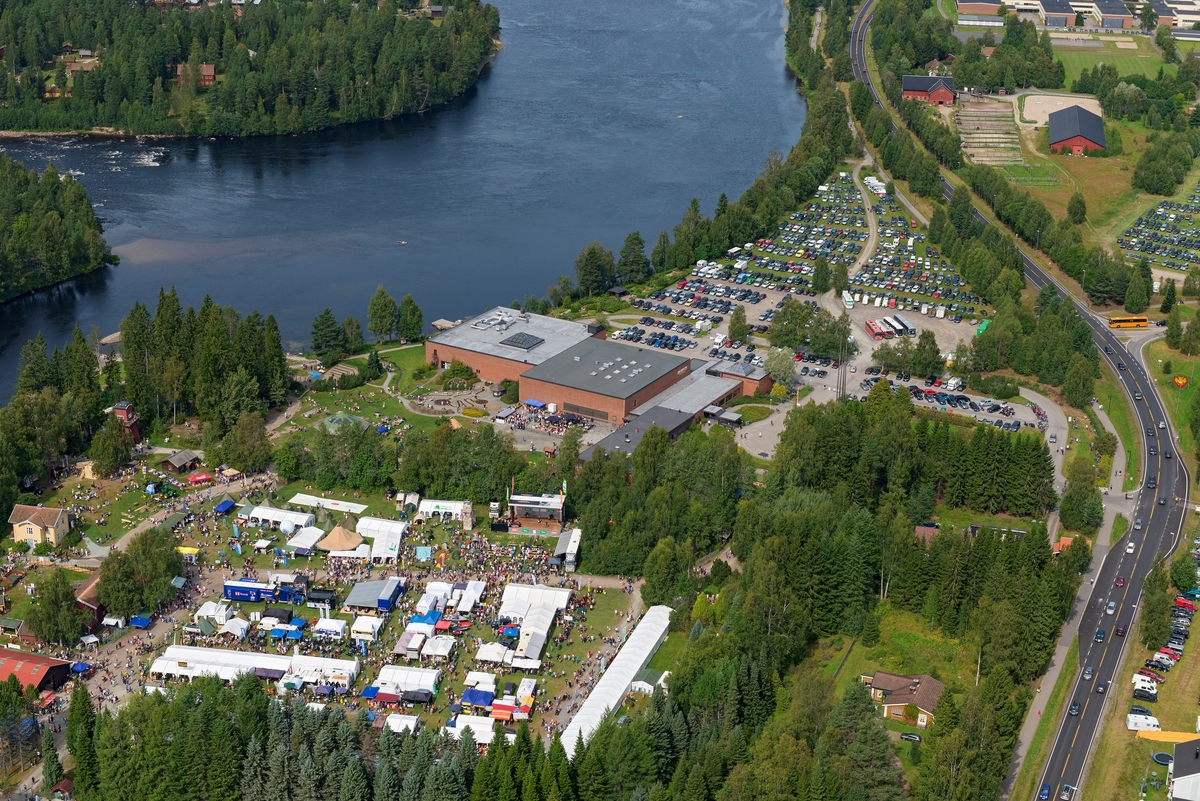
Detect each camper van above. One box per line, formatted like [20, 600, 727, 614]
[1126, 714, 1161, 731]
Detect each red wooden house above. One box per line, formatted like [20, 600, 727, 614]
[901, 75, 956, 106]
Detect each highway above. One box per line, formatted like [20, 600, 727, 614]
[848, 7, 1191, 798]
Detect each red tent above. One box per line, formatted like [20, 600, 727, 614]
[187, 473, 213, 484]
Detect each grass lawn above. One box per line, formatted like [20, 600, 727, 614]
[1010, 639, 1079, 801]
[33, 458, 188, 545]
[1095, 363, 1141, 492]
[927, 504, 1041, 535]
[1145, 340, 1197, 480]
[737, 405, 775, 424]
[647, 632, 687, 673]
[2, 564, 94, 625]
[1056, 36, 1176, 87]
[823, 602, 978, 698]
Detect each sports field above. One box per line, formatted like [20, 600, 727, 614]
[1056, 41, 1178, 86]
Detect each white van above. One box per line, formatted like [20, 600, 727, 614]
[1126, 714, 1161, 731]
[1131, 676, 1158, 692]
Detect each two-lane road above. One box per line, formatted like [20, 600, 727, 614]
[846, 5, 1190, 797]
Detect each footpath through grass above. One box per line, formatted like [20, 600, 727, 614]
[1095, 364, 1141, 492]
[1010, 639, 1079, 801]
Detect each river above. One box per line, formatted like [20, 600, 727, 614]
[0, 0, 805, 401]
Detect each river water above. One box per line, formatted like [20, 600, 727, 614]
[0, 0, 805, 400]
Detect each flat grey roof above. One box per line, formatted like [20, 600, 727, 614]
[1040, 0, 1074, 13]
[707, 361, 768, 382]
[522, 339, 689, 400]
[345, 579, 391, 608]
[580, 406, 695, 460]
[428, 310, 595, 367]
[628, 363, 741, 418]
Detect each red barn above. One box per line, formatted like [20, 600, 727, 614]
[901, 75, 956, 106]
[1049, 106, 1106, 155]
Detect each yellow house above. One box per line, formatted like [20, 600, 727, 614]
[7, 505, 73, 547]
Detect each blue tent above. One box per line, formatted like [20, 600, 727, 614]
[361, 686, 380, 699]
[290, 618, 307, 628]
[270, 628, 286, 638]
[71, 663, 91, 673]
[214, 500, 235, 515]
[414, 546, 434, 562]
[502, 626, 519, 638]
[377, 425, 389, 434]
[461, 688, 494, 708]
[286, 630, 303, 641]
[525, 399, 545, 408]
[130, 616, 152, 629]
[410, 610, 442, 626]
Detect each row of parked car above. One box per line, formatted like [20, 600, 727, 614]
[613, 326, 699, 351]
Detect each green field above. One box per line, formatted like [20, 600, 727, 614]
[1004, 164, 1060, 186]
[1057, 46, 1176, 87]
[1095, 364, 1141, 492]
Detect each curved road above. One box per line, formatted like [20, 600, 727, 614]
[849, 9, 1190, 800]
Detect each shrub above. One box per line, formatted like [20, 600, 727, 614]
[336, 372, 365, 390]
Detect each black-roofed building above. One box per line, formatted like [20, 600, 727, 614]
[901, 75, 956, 105]
[579, 406, 696, 460]
[1049, 105, 1106, 155]
[1171, 738, 1200, 801]
[520, 339, 693, 424]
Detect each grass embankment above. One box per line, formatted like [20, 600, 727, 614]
[1010, 639, 1079, 801]
[1095, 363, 1141, 492]
[1145, 339, 1198, 482]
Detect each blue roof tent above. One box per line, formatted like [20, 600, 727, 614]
[270, 628, 286, 638]
[290, 618, 307, 628]
[524, 399, 546, 408]
[410, 610, 442, 626]
[377, 425, 388, 434]
[130, 616, 152, 629]
[461, 688, 495, 707]
[361, 686, 380, 699]
[214, 500, 235, 515]
[503, 626, 520, 637]
[287, 630, 303, 640]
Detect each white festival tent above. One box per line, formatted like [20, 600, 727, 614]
[562, 606, 672, 757]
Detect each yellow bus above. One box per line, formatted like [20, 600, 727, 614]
[1109, 316, 1149, 329]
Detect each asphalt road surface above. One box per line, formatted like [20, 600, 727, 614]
[848, 9, 1191, 798]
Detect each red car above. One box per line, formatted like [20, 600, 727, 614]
[1137, 668, 1166, 683]
[1115, 576, 1126, 588]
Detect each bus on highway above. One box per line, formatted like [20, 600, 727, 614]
[1109, 316, 1148, 329]
[864, 320, 885, 341]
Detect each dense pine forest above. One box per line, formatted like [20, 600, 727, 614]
[0, 154, 109, 302]
[0, 0, 500, 135]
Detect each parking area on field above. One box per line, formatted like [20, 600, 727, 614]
[1116, 179, 1200, 274]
